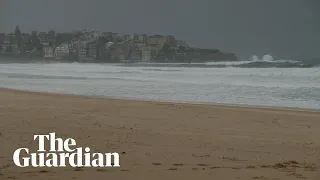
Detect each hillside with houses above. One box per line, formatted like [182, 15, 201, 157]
[0, 26, 238, 63]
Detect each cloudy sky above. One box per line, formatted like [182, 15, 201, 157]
[1, 0, 319, 60]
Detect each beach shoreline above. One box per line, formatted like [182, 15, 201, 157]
[0, 88, 319, 179]
[1, 87, 319, 113]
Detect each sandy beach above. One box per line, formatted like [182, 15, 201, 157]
[0, 88, 319, 180]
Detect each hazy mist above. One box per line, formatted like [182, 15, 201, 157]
[1, 0, 319, 60]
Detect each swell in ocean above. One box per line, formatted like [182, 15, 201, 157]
[0, 56, 319, 110]
[119, 55, 320, 68]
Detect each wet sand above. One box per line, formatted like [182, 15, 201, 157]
[0, 88, 319, 179]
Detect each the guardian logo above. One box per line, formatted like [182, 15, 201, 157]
[13, 132, 120, 168]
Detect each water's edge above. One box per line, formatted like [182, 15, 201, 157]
[2, 87, 319, 113]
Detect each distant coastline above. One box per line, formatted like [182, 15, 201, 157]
[0, 53, 238, 64]
[0, 27, 239, 64]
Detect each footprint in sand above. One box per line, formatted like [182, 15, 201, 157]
[38, 170, 50, 173]
[74, 167, 84, 172]
[209, 166, 241, 170]
[168, 167, 178, 171]
[197, 164, 210, 167]
[288, 172, 306, 179]
[172, 164, 184, 166]
[252, 176, 266, 180]
[0, 164, 11, 170]
[96, 169, 109, 172]
[152, 163, 162, 166]
[120, 169, 130, 172]
[246, 166, 256, 169]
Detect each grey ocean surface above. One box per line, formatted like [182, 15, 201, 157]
[0, 62, 320, 110]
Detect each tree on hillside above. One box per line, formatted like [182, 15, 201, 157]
[15, 25, 22, 48]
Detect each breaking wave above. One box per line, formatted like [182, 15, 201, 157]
[142, 68, 182, 72]
[117, 55, 319, 68]
[0, 72, 153, 82]
[204, 54, 317, 68]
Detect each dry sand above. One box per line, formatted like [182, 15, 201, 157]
[0, 88, 319, 180]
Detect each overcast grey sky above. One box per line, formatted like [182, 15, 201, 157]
[1, 0, 319, 59]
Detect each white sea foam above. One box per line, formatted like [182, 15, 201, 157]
[205, 54, 301, 66]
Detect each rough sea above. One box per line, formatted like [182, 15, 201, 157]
[1, 55, 319, 110]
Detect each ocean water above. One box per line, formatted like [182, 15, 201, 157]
[0, 60, 320, 110]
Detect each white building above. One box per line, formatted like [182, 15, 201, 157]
[141, 45, 151, 62]
[105, 42, 115, 49]
[77, 42, 87, 61]
[11, 44, 19, 53]
[1, 39, 10, 53]
[40, 36, 49, 46]
[54, 46, 69, 59]
[43, 47, 54, 58]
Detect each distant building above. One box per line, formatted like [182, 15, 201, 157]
[7, 33, 17, 45]
[98, 46, 107, 58]
[105, 42, 115, 49]
[56, 33, 74, 44]
[2, 36, 11, 53]
[87, 41, 97, 57]
[78, 48, 87, 59]
[126, 40, 134, 48]
[122, 34, 131, 42]
[38, 32, 47, 38]
[102, 32, 119, 39]
[133, 33, 139, 42]
[71, 39, 81, 48]
[74, 42, 90, 62]
[138, 34, 148, 43]
[21, 33, 31, 40]
[48, 30, 56, 45]
[11, 44, 19, 54]
[43, 46, 54, 58]
[31, 31, 38, 49]
[31, 31, 38, 37]
[61, 43, 69, 48]
[134, 42, 145, 51]
[20, 33, 32, 52]
[68, 46, 76, 57]
[40, 36, 49, 46]
[38, 32, 49, 46]
[84, 32, 92, 40]
[165, 35, 176, 45]
[129, 48, 141, 62]
[14, 26, 22, 47]
[48, 30, 56, 37]
[150, 44, 160, 54]
[147, 35, 166, 50]
[0, 33, 5, 46]
[108, 44, 129, 62]
[54, 46, 69, 59]
[141, 45, 151, 62]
